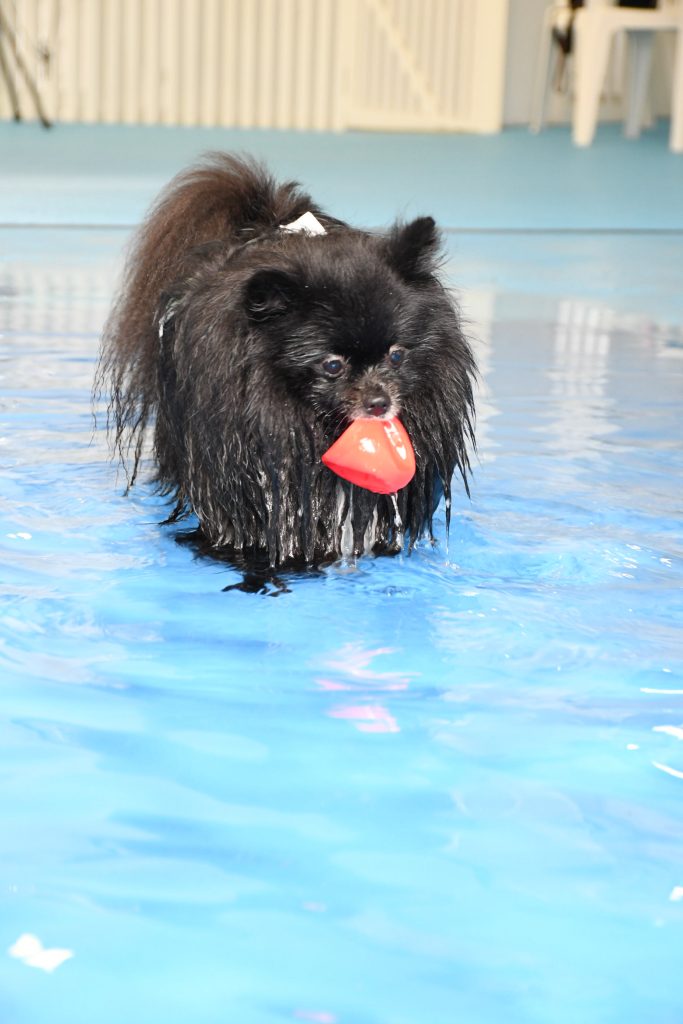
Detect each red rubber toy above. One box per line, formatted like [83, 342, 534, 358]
[322, 417, 416, 494]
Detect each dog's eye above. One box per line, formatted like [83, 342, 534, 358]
[388, 346, 405, 368]
[322, 356, 345, 378]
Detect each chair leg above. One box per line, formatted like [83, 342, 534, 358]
[624, 31, 654, 138]
[572, 10, 614, 147]
[530, 8, 557, 133]
[671, 27, 683, 152]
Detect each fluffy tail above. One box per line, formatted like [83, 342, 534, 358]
[96, 152, 322, 483]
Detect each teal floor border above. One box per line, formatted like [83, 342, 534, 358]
[1, 120, 682, 231]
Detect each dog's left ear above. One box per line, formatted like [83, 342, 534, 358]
[245, 268, 302, 323]
[384, 216, 440, 283]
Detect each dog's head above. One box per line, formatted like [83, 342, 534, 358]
[154, 213, 475, 562]
[241, 217, 471, 433]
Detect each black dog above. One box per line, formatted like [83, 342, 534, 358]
[98, 153, 475, 567]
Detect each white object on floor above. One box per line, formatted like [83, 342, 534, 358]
[8, 933, 74, 973]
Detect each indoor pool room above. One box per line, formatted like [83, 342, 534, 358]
[1, 3, 683, 1024]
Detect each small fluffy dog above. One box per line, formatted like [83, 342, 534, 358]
[98, 154, 476, 567]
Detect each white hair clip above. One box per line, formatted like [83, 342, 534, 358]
[280, 212, 327, 236]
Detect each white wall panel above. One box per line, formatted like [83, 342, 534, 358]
[0, 0, 508, 132]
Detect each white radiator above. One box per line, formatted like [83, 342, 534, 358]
[0, 0, 508, 132]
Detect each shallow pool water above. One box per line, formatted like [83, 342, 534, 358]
[1, 229, 682, 1024]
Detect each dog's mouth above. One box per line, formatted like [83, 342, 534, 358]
[321, 413, 416, 495]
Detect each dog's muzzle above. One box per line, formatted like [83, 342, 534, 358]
[349, 376, 399, 421]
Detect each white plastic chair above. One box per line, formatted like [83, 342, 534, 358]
[531, 0, 683, 152]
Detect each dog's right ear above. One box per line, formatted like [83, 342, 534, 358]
[245, 269, 302, 323]
[384, 216, 441, 283]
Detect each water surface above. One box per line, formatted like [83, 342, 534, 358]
[1, 229, 682, 1024]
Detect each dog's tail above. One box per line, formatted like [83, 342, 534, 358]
[96, 152, 323, 483]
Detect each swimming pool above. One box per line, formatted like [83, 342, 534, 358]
[2, 227, 682, 1024]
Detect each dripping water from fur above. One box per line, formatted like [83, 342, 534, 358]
[339, 486, 354, 561]
[390, 493, 405, 552]
[444, 495, 452, 563]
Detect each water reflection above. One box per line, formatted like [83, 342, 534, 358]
[0, 247, 114, 339]
[652, 762, 683, 781]
[545, 299, 617, 461]
[314, 645, 417, 734]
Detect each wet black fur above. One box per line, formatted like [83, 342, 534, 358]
[96, 153, 476, 567]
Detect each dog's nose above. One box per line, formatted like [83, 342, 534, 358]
[365, 394, 390, 417]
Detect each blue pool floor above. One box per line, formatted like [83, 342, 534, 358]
[3, 119, 683, 230]
[1, 122, 683, 1024]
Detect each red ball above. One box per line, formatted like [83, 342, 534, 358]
[321, 418, 416, 494]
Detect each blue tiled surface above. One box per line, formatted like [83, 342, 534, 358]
[1, 120, 682, 230]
